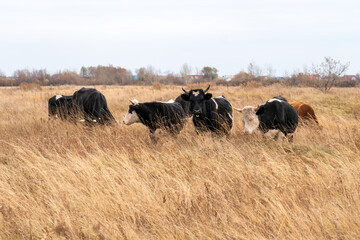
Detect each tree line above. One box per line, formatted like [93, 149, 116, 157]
[0, 57, 359, 93]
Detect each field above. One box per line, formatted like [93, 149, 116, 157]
[1, 84, 360, 239]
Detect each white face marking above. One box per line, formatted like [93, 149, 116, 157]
[267, 98, 283, 103]
[240, 106, 260, 134]
[130, 99, 140, 105]
[193, 91, 200, 96]
[123, 110, 140, 125]
[211, 98, 218, 110]
[55, 95, 63, 100]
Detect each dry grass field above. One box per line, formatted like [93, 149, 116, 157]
[1, 84, 360, 239]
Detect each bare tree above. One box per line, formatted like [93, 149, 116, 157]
[312, 57, 350, 93]
[0, 69, 5, 77]
[265, 64, 276, 77]
[180, 63, 192, 83]
[136, 65, 160, 84]
[247, 61, 262, 78]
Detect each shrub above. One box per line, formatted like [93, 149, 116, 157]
[19, 83, 42, 91]
[152, 81, 164, 90]
[246, 81, 262, 88]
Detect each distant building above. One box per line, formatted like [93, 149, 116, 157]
[220, 75, 234, 81]
[186, 75, 204, 81]
[341, 75, 357, 81]
[308, 74, 320, 80]
[258, 76, 269, 80]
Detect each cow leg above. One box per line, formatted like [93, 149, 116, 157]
[264, 129, 279, 139]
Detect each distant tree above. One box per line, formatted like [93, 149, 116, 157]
[285, 72, 315, 87]
[0, 69, 5, 77]
[180, 63, 192, 83]
[230, 71, 252, 85]
[135, 66, 159, 84]
[13, 69, 50, 85]
[265, 64, 276, 77]
[79, 65, 133, 85]
[136, 68, 146, 83]
[312, 57, 350, 93]
[201, 66, 218, 81]
[80, 66, 89, 78]
[51, 70, 83, 85]
[247, 61, 262, 78]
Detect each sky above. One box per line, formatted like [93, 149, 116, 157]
[0, 0, 359, 77]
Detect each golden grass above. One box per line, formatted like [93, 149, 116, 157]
[0, 85, 360, 239]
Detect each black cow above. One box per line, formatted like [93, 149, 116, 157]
[72, 87, 116, 125]
[122, 99, 186, 142]
[180, 85, 233, 135]
[48, 95, 73, 120]
[175, 95, 191, 117]
[256, 96, 299, 142]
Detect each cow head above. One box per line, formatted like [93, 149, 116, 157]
[48, 95, 72, 118]
[235, 106, 260, 134]
[180, 85, 212, 118]
[123, 99, 140, 125]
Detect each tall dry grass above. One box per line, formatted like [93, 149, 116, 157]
[0, 85, 360, 239]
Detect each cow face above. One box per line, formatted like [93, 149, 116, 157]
[48, 95, 72, 118]
[237, 106, 260, 134]
[180, 86, 212, 118]
[123, 105, 140, 125]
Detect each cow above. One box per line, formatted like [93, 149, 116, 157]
[48, 95, 73, 120]
[266, 96, 319, 124]
[235, 96, 298, 142]
[122, 99, 186, 142]
[180, 85, 233, 135]
[72, 87, 116, 125]
[175, 95, 191, 117]
[287, 100, 319, 125]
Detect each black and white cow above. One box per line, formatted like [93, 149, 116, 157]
[180, 85, 233, 135]
[122, 99, 186, 142]
[235, 96, 298, 142]
[48, 95, 73, 120]
[72, 87, 116, 125]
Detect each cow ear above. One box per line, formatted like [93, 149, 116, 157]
[204, 93, 212, 100]
[181, 94, 190, 101]
[256, 106, 265, 115]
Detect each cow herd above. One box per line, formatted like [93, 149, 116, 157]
[49, 86, 319, 143]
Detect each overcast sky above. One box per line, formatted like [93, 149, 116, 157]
[0, 0, 359, 76]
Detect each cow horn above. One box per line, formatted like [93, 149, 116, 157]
[182, 88, 188, 94]
[234, 107, 242, 112]
[204, 85, 210, 93]
[254, 105, 260, 111]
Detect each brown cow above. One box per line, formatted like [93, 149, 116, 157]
[288, 101, 319, 124]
